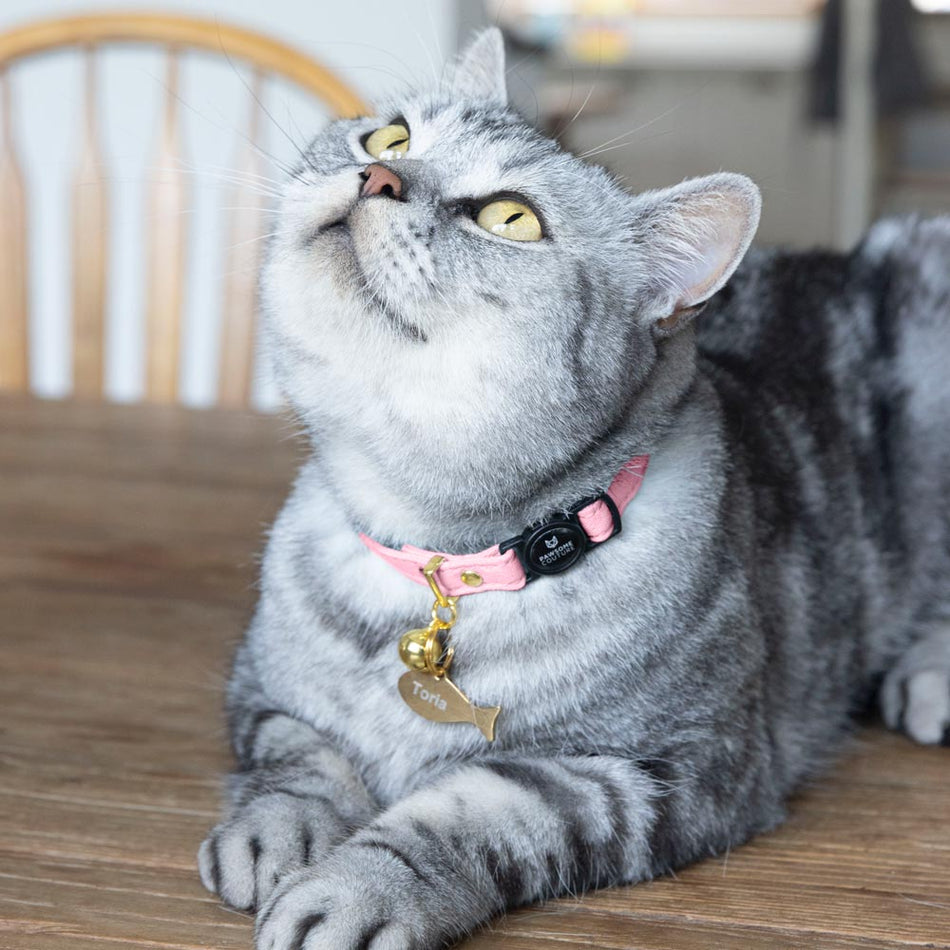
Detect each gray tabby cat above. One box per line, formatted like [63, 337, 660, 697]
[198, 28, 950, 950]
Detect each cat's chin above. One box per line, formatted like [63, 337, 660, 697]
[334, 235, 431, 344]
[328, 234, 429, 343]
[288, 221, 428, 344]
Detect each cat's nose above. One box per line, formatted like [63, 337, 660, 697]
[360, 164, 404, 200]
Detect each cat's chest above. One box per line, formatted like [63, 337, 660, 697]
[255, 569, 637, 799]
[253, 434, 725, 800]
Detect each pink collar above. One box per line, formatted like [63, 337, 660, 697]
[360, 456, 649, 597]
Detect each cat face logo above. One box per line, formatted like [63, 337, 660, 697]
[505, 518, 588, 577]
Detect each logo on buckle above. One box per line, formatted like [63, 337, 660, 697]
[499, 492, 621, 583]
[523, 522, 586, 575]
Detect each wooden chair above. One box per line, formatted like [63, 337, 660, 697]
[0, 13, 367, 406]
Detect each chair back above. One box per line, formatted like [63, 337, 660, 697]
[0, 13, 367, 406]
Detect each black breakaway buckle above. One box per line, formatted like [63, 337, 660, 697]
[498, 491, 622, 584]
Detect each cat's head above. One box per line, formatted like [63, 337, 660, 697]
[263, 29, 759, 523]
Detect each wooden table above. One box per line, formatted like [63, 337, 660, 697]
[2, 396, 949, 950]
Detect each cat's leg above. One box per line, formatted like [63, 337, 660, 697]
[255, 753, 781, 950]
[198, 654, 378, 912]
[881, 617, 950, 745]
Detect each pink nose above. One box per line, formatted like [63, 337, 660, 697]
[360, 163, 403, 199]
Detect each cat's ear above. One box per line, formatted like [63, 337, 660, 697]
[630, 173, 761, 332]
[448, 28, 507, 107]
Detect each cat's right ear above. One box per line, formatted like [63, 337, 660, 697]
[629, 173, 761, 334]
[447, 28, 507, 107]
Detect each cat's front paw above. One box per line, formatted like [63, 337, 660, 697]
[255, 845, 440, 950]
[198, 792, 344, 913]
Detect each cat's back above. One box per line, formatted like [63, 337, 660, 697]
[696, 216, 950, 648]
[698, 216, 950, 388]
[698, 217, 950, 443]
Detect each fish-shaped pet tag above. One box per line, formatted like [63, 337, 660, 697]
[396, 556, 502, 741]
[398, 670, 501, 741]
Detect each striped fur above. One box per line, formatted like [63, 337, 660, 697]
[198, 30, 950, 950]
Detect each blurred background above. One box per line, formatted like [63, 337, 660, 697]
[0, 0, 947, 406]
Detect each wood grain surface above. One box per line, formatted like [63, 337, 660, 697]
[1, 396, 948, 950]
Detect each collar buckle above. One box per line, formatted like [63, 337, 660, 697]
[498, 491, 622, 584]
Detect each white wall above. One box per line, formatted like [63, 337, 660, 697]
[1, 0, 455, 405]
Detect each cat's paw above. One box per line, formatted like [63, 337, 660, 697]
[254, 845, 438, 950]
[882, 668, 950, 745]
[881, 624, 950, 746]
[198, 793, 342, 912]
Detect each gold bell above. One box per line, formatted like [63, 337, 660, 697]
[399, 628, 431, 672]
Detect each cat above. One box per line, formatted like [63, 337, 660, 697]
[198, 27, 950, 950]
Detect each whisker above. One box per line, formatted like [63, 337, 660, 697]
[577, 100, 687, 158]
[414, 27, 440, 86]
[217, 206, 282, 214]
[328, 64, 416, 91]
[308, 39, 419, 84]
[277, 97, 310, 156]
[423, 2, 445, 72]
[554, 75, 599, 141]
[508, 69, 540, 129]
[196, 162, 286, 187]
[147, 161, 284, 199]
[578, 127, 677, 162]
[214, 26, 310, 164]
[151, 65, 300, 180]
[224, 230, 282, 252]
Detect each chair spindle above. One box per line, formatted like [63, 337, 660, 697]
[144, 48, 186, 404]
[72, 48, 108, 399]
[0, 67, 29, 392]
[218, 69, 267, 409]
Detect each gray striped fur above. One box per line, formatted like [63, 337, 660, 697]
[198, 29, 950, 950]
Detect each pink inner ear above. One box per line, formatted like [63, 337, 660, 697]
[674, 198, 749, 308]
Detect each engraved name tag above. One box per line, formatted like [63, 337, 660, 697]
[397, 670, 500, 742]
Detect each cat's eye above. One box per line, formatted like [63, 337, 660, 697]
[363, 123, 410, 160]
[475, 199, 543, 242]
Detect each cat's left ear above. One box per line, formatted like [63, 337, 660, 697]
[448, 28, 507, 107]
[630, 173, 761, 334]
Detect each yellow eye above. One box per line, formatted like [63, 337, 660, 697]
[475, 199, 543, 242]
[363, 124, 410, 160]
